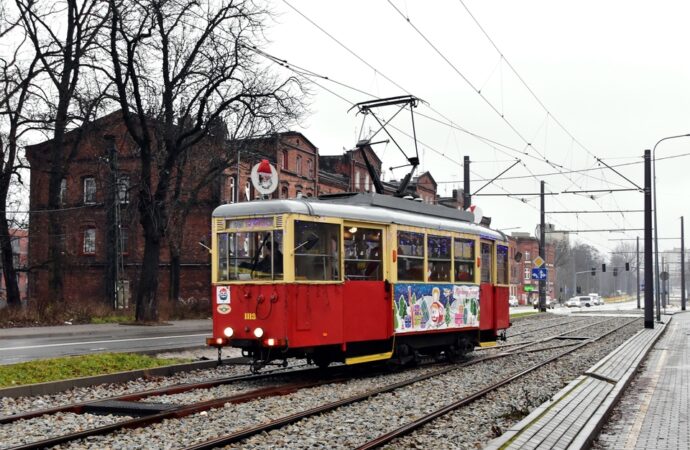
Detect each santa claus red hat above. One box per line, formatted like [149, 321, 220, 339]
[257, 159, 272, 174]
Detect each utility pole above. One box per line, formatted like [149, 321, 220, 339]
[681, 216, 686, 311]
[636, 236, 640, 309]
[539, 180, 546, 312]
[104, 135, 119, 308]
[644, 150, 654, 328]
[662, 256, 667, 308]
[463, 156, 471, 209]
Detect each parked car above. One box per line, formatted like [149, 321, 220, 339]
[588, 293, 602, 305]
[509, 296, 519, 307]
[565, 296, 581, 307]
[532, 297, 555, 309]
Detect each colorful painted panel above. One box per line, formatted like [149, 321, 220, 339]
[393, 283, 480, 333]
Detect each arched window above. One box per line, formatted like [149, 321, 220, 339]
[281, 150, 288, 170]
[228, 176, 235, 203]
[296, 155, 302, 176]
[83, 228, 96, 255]
[307, 159, 313, 179]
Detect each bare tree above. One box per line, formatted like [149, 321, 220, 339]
[107, 0, 303, 321]
[15, 0, 111, 303]
[0, 24, 40, 307]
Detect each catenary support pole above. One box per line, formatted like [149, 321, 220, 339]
[637, 236, 641, 309]
[681, 216, 686, 311]
[539, 180, 546, 312]
[644, 150, 654, 328]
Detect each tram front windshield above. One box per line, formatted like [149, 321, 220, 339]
[218, 230, 283, 281]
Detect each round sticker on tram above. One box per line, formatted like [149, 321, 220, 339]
[250, 159, 278, 195]
[217, 286, 230, 304]
[217, 304, 231, 314]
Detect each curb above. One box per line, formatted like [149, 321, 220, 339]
[486, 317, 670, 449]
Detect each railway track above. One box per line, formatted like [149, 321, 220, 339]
[1, 317, 639, 449]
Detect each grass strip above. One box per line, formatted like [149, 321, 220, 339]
[510, 311, 540, 319]
[0, 353, 190, 388]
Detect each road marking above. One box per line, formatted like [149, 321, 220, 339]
[0, 333, 209, 351]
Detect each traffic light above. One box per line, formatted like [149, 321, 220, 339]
[625, 262, 630, 271]
[602, 264, 606, 272]
[591, 267, 596, 276]
[613, 267, 618, 276]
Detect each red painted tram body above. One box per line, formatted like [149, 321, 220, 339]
[208, 193, 510, 370]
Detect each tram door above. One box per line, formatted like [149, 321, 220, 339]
[479, 240, 496, 331]
[342, 224, 390, 341]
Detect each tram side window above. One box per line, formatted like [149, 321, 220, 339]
[221, 230, 283, 281]
[480, 242, 492, 283]
[344, 227, 383, 280]
[397, 231, 424, 281]
[454, 238, 475, 282]
[218, 233, 229, 281]
[427, 235, 451, 281]
[496, 245, 509, 285]
[294, 221, 340, 281]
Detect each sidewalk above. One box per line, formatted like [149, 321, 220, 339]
[594, 311, 689, 450]
[0, 319, 211, 340]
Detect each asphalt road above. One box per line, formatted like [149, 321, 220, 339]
[0, 320, 212, 365]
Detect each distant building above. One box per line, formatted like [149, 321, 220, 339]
[26, 111, 446, 306]
[511, 231, 556, 305]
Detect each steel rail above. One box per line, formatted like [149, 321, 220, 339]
[0, 364, 316, 425]
[355, 317, 639, 449]
[180, 318, 637, 450]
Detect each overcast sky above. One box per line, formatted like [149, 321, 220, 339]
[263, 0, 690, 257]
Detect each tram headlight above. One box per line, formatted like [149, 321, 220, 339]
[253, 327, 264, 338]
[223, 327, 234, 338]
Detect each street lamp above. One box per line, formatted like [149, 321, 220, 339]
[653, 133, 690, 321]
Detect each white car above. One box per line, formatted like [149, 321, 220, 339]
[532, 297, 555, 309]
[589, 293, 602, 305]
[579, 296, 594, 307]
[565, 296, 581, 307]
[509, 296, 519, 307]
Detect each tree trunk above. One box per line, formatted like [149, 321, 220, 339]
[135, 230, 161, 322]
[169, 249, 180, 303]
[0, 210, 21, 307]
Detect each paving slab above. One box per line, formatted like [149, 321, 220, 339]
[486, 315, 669, 450]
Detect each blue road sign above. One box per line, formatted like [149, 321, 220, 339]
[531, 267, 548, 280]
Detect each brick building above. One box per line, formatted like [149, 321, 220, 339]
[26, 112, 447, 306]
[511, 232, 556, 305]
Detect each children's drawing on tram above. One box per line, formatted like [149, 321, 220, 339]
[393, 283, 480, 333]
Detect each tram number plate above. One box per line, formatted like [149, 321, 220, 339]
[244, 312, 256, 320]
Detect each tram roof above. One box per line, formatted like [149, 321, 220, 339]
[213, 193, 507, 241]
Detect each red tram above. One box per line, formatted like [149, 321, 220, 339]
[207, 193, 511, 371]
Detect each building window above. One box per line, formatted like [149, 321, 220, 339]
[59, 179, 67, 205]
[524, 267, 531, 281]
[296, 156, 302, 176]
[83, 177, 96, 204]
[525, 251, 531, 262]
[307, 159, 313, 179]
[117, 174, 129, 204]
[355, 171, 360, 190]
[281, 185, 289, 199]
[281, 150, 288, 170]
[365, 174, 370, 192]
[83, 228, 96, 254]
[228, 176, 235, 203]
